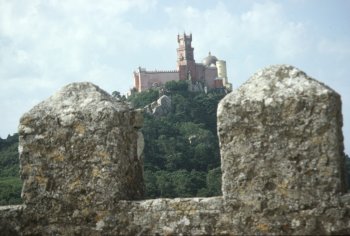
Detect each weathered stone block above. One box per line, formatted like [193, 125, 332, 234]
[18, 82, 144, 226]
[218, 65, 347, 211]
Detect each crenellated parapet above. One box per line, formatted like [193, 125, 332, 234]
[1, 65, 349, 235]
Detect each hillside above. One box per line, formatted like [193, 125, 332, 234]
[128, 81, 225, 198]
[0, 134, 22, 205]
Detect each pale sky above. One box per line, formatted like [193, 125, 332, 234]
[0, 0, 349, 153]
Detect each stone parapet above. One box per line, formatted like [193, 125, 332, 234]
[1, 196, 350, 235]
[1, 65, 349, 235]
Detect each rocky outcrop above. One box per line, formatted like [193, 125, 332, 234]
[1, 65, 349, 235]
[144, 95, 171, 117]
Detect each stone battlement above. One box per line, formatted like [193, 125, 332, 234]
[1, 65, 349, 235]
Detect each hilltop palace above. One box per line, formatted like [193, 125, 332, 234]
[133, 33, 232, 93]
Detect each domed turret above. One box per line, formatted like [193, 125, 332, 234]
[202, 52, 218, 67]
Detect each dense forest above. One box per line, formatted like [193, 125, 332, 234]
[128, 80, 224, 198]
[0, 133, 22, 205]
[1, 80, 350, 204]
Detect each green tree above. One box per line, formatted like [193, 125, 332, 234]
[132, 88, 225, 198]
[144, 170, 159, 198]
[169, 93, 192, 121]
[0, 177, 22, 205]
[0, 134, 22, 205]
[128, 89, 159, 108]
[171, 170, 206, 197]
[165, 80, 188, 92]
[206, 167, 222, 196]
[156, 171, 176, 198]
[177, 122, 220, 171]
[111, 91, 126, 101]
[191, 92, 225, 133]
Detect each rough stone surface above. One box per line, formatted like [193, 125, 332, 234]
[2, 196, 349, 235]
[217, 64, 349, 234]
[218, 64, 347, 204]
[18, 82, 144, 232]
[1, 66, 349, 235]
[0, 205, 23, 236]
[145, 95, 171, 117]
